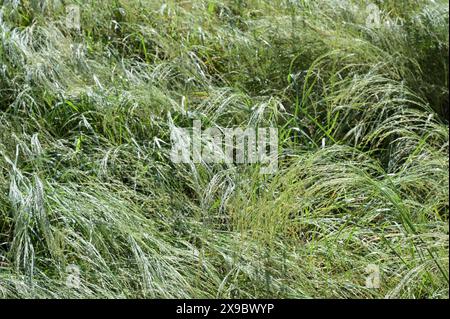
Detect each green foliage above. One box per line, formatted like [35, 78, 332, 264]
[0, 0, 448, 298]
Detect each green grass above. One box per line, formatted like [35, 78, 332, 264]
[0, 0, 448, 298]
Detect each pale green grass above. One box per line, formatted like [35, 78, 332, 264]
[0, 0, 448, 298]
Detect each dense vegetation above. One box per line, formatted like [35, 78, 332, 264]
[0, 0, 448, 298]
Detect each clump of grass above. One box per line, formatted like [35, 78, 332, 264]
[0, 0, 448, 298]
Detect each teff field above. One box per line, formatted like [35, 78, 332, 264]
[0, 0, 448, 298]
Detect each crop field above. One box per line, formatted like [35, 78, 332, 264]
[0, 0, 448, 298]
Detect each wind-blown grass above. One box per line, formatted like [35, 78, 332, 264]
[0, 0, 448, 298]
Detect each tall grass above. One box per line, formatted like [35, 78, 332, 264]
[0, 0, 448, 298]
